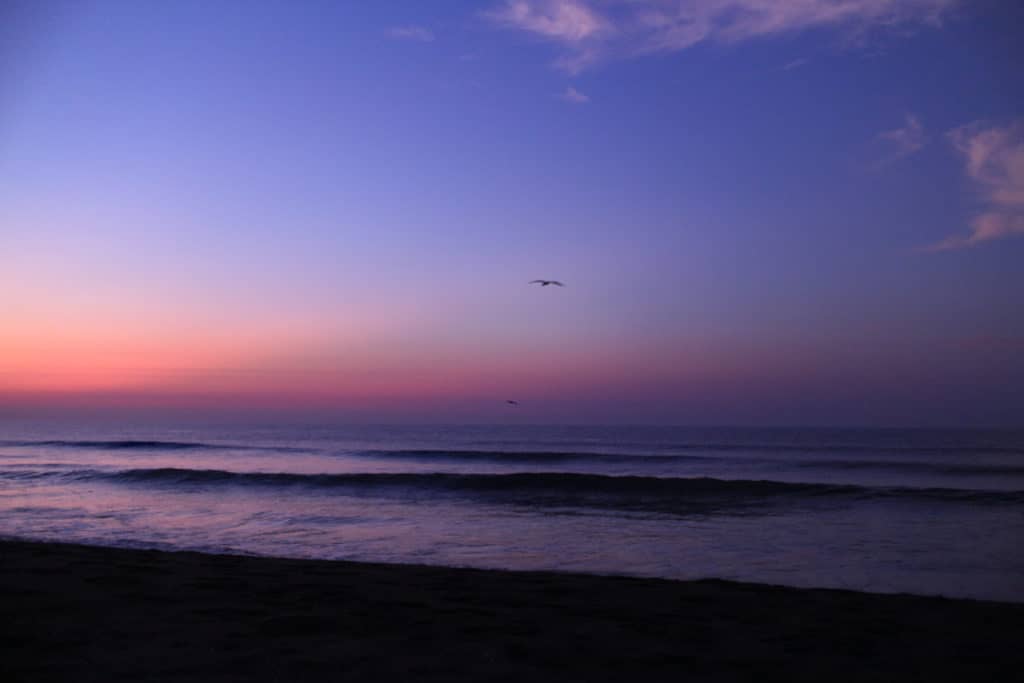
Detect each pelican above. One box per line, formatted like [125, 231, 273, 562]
[529, 280, 564, 287]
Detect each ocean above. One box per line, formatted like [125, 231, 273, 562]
[2, 422, 1022, 602]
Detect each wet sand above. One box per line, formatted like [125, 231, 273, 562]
[2, 540, 1022, 681]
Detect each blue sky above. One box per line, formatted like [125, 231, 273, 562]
[1, 1, 1022, 425]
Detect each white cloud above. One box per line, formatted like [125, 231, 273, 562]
[928, 120, 1024, 250]
[388, 25, 435, 42]
[487, 0, 958, 73]
[488, 0, 612, 43]
[877, 113, 926, 165]
[561, 86, 590, 103]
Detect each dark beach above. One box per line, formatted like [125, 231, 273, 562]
[2, 540, 1021, 682]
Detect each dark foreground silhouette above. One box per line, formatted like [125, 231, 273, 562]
[2, 540, 1021, 682]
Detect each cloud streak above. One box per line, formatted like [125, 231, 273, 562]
[876, 113, 926, 165]
[487, 0, 958, 73]
[561, 86, 590, 103]
[388, 25, 435, 42]
[928, 120, 1024, 250]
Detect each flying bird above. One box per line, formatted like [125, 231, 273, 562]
[506, 400, 519, 406]
[529, 280, 564, 287]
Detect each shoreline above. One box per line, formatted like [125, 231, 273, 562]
[3, 540, 1022, 681]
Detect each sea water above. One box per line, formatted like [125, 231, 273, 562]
[2, 422, 1022, 602]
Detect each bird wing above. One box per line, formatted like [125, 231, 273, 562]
[529, 280, 546, 284]
[550, 281, 565, 286]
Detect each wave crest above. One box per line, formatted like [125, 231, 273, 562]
[20, 467, 1016, 510]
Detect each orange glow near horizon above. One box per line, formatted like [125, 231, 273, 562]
[0, 319, 746, 406]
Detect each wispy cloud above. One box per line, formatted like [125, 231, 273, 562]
[782, 58, 808, 71]
[488, 0, 612, 43]
[876, 113, 926, 165]
[927, 120, 1024, 251]
[486, 0, 958, 73]
[561, 86, 590, 103]
[485, 0, 614, 72]
[388, 25, 435, 42]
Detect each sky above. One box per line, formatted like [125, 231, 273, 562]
[1, 0, 1023, 426]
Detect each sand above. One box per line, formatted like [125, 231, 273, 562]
[2, 540, 1022, 681]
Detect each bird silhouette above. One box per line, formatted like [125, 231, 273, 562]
[506, 400, 519, 405]
[529, 280, 564, 287]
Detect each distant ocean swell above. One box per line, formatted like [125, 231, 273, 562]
[356, 449, 720, 464]
[4, 441, 1022, 478]
[0, 440, 312, 453]
[356, 449, 1024, 475]
[3, 438, 1022, 457]
[392, 443, 1024, 456]
[3, 467, 1022, 512]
